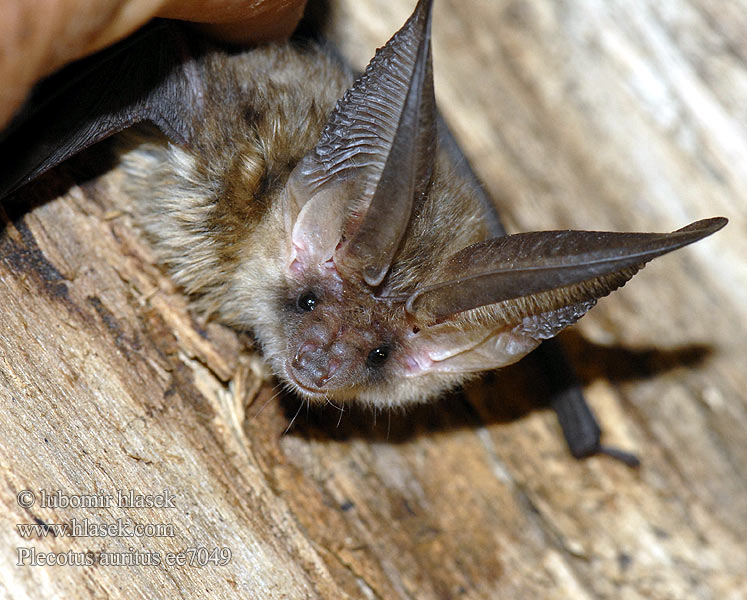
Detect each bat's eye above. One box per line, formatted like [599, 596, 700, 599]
[297, 291, 318, 312]
[367, 345, 390, 367]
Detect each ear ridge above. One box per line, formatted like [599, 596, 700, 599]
[284, 0, 437, 283]
[459, 265, 639, 329]
[337, 4, 437, 286]
[406, 217, 727, 323]
[310, 0, 434, 189]
[304, 0, 435, 190]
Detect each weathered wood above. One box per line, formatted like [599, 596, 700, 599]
[1, 0, 745, 598]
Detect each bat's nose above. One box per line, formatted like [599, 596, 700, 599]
[292, 341, 342, 389]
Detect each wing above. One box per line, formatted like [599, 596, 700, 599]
[0, 20, 205, 200]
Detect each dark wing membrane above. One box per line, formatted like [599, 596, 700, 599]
[0, 20, 205, 200]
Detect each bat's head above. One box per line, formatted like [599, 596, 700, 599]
[269, 0, 726, 407]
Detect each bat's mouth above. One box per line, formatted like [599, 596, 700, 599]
[291, 381, 328, 399]
[283, 361, 329, 399]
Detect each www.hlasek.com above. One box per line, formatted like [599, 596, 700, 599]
[17, 517, 175, 539]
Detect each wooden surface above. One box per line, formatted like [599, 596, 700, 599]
[1, 0, 746, 598]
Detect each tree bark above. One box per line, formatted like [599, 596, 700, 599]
[1, 0, 745, 598]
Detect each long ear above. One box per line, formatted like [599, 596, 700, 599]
[401, 218, 727, 375]
[406, 218, 727, 323]
[284, 0, 436, 283]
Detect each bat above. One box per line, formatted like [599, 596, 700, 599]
[0, 0, 726, 463]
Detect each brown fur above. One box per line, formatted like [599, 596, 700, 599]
[119, 41, 492, 406]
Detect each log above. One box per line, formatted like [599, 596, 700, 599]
[1, 0, 745, 597]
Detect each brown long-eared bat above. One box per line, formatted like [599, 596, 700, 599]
[0, 0, 726, 461]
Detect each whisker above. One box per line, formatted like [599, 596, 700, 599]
[250, 386, 282, 421]
[325, 396, 343, 412]
[283, 401, 305, 436]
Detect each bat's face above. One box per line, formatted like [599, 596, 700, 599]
[255, 161, 479, 406]
[277, 268, 415, 403]
[284, 264, 395, 396]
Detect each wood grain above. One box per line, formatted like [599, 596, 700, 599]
[1, 0, 745, 598]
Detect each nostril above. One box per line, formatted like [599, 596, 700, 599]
[326, 359, 341, 380]
[311, 367, 330, 387]
[291, 342, 332, 388]
[293, 342, 318, 367]
[304, 357, 330, 387]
